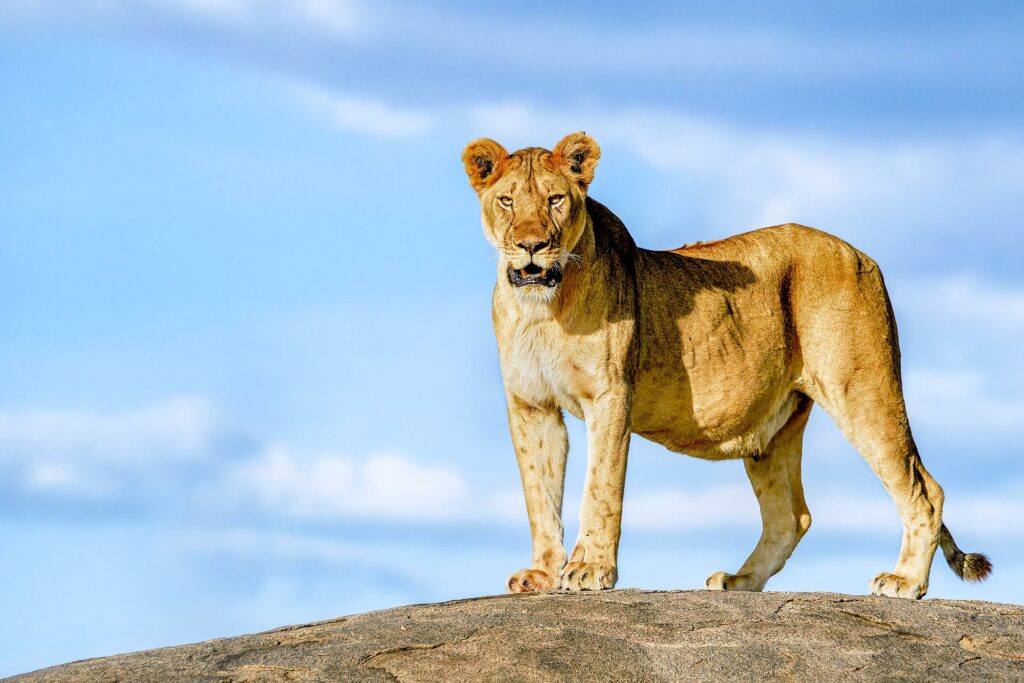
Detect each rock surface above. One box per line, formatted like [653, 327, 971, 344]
[9, 590, 1024, 682]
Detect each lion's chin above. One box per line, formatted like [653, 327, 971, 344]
[507, 263, 563, 289]
[513, 283, 560, 305]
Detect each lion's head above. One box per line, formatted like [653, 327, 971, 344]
[462, 132, 601, 300]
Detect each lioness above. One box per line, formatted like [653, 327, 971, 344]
[462, 132, 991, 599]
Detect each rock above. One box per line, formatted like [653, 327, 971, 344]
[9, 590, 1024, 682]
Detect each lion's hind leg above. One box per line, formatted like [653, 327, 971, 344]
[839, 428, 943, 599]
[793, 249, 956, 598]
[705, 395, 813, 592]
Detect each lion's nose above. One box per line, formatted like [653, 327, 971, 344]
[516, 239, 549, 255]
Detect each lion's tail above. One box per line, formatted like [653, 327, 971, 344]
[938, 523, 992, 582]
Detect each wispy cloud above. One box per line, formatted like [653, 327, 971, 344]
[623, 484, 758, 532]
[292, 84, 436, 138]
[904, 368, 1024, 439]
[0, 397, 243, 510]
[900, 275, 1024, 332]
[4, 1, 1018, 89]
[1, 390, 1018, 541]
[221, 445, 468, 522]
[0, 396, 471, 522]
[152, 0, 364, 35]
[469, 101, 1024, 236]
[172, 528, 375, 566]
[619, 483, 880, 534]
[274, 88, 1024, 249]
[619, 483, 1022, 540]
[7, 0, 1022, 216]
[0, 397, 219, 461]
[1, 0, 366, 36]
[887, 275, 1024, 440]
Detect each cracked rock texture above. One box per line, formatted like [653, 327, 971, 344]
[9, 590, 1024, 682]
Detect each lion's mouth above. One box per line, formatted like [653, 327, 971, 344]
[508, 262, 563, 288]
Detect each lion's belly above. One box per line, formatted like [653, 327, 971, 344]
[632, 388, 798, 461]
[631, 289, 796, 460]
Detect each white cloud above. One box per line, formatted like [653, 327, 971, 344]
[881, 274, 1024, 439]
[898, 275, 1024, 332]
[292, 84, 435, 138]
[620, 483, 891, 534]
[484, 487, 530, 525]
[171, 528, 365, 565]
[467, 102, 1024, 234]
[809, 491, 897, 534]
[22, 461, 117, 497]
[623, 483, 758, 532]
[224, 446, 468, 522]
[619, 482, 1022, 541]
[943, 495, 1024, 541]
[152, 0, 251, 22]
[4, 1, 1013, 86]
[903, 367, 1024, 438]
[153, 0, 363, 34]
[296, 0, 360, 35]
[0, 396, 479, 522]
[0, 396, 219, 462]
[1, 395, 1015, 545]
[0, 0, 365, 36]
[0, 397, 226, 508]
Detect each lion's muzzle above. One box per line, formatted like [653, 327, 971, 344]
[508, 262, 563, 288]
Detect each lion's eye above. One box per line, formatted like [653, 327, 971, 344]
[498, 196, 513, 208]
[548, 194, 565, 207]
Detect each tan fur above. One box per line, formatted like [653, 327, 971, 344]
[463, 132, 991, 599]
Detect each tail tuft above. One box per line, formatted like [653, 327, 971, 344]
[959, 553, 993, 583]
[939, 523, 992, 583]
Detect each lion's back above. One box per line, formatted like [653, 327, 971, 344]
[660, 223, 885, 310]
[670, 223, 866, 269]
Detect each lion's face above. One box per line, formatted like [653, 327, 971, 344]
[462, 133, 601, 300]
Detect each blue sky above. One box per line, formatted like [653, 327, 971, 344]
[2, 0, 1023, 675]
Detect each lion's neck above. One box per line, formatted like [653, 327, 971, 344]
[554, 215, 599, 310]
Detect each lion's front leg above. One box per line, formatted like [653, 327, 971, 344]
[505, 395, 569, 594]
[563, 393, 631, 592]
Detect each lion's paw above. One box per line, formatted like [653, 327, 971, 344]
[560, 562, 617, 591]
[507, 568, 558, 594]
[869, 572, 925, 599]
[704, 571, 764, 592]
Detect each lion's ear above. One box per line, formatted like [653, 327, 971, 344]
[552, 132, 601, 190]
[462, 138, 509, 193]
